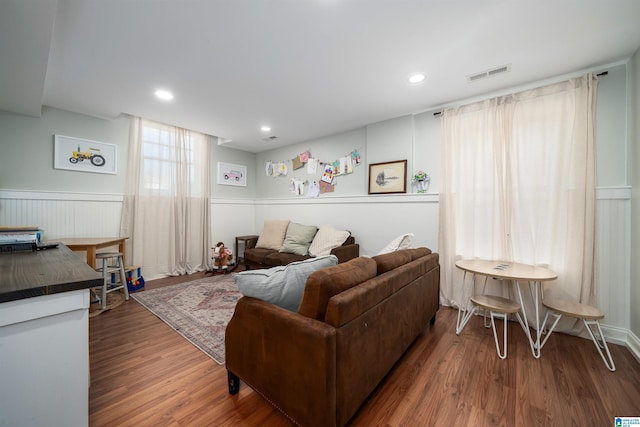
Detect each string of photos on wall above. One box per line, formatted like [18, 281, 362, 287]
[265, 148, 362, 197]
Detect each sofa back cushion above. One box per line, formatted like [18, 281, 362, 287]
[325, 251, 439, 327]
[298, 257, 377, 321]
[372, 250, 412, 275]
[255, 219, 291, 250]
[406, 247, 432, 260]
[372, 247, 432, 275]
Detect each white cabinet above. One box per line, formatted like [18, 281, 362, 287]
[0, 289, 90, 427]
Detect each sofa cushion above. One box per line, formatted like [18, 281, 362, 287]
[243, 247, 275, 266]
[298, 257, 377, 321]
[264, 251, 309, 266]
[280, 222, 318, 256]
[255, 219, 291, 250]
[308, 225, 350, 257]
[234, 255, 338, 312]
[377, 233, 414, 255]
[372, 250, 413, 275]
[406, 247, 432, 260]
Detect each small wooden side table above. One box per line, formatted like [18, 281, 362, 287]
[234, 235, 259, 270]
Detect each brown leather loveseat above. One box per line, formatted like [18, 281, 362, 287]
[242, 221, 360, 269]
[225, 247, 440, 427]
[243, 234, 359, 269]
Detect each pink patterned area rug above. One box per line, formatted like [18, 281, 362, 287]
[131, 274, 241, 364]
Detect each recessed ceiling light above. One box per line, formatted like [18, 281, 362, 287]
[408, 73, 426, 84]
[260, 126, 271, 132]
[154, 89, 174, 101]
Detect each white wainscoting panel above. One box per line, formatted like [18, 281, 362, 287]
[210, 199, 256, 260]
[0, 191, 258, 260]
[595, 189, 631, 332]
[0, 190, 123, 240]
[254, 194, 440, 257]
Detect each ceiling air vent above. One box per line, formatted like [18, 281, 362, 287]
[466, 64, 511, 83]
[262, 135, 278, 142]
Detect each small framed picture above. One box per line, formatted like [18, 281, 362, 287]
[217, 162, 247, 187]
[54, 135, 117, 174]
[368, 160, 407, 194]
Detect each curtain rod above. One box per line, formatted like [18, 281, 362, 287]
[432, 71, 609, 117]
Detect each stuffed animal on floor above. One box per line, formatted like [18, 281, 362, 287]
[212, 242, 233, 274]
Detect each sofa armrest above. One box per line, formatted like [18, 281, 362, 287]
[330, 243, 359, 263]
[245, 236, 259, 250]
[225, 297, 337, 426]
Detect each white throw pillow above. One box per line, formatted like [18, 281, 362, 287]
[255, 219, 291, 250]
[377, 233, 414, 255]
[233, 255, 338, 311]
[308, 225, 350, 257]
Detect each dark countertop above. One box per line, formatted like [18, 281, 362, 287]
[0, 244, 103, 303]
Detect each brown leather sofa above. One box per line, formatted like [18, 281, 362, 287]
[242, 235, 359, 269]
[225, 247, 440, 427]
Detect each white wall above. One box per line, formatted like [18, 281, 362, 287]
[0, 107, 129, 193]
[366, 115, 414, 165]
[596, 65, 628, 186]
[210, 137, 257, 201]
[413, 111, 442, 194]
[0, 107, 256, 200]
[255, 128, 367, 198]
[251, 113, 443, 199]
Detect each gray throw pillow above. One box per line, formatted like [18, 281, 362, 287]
[233, 255, 338, 311]
[280, 222, 318, 256]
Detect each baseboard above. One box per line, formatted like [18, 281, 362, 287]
[589, 324, 640, 363]
[599, 324, 629, 346]
[624, 328, 640, 363]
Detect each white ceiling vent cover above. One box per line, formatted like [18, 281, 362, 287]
[467, 64, 511, 82]
[262, 135, 278, 142]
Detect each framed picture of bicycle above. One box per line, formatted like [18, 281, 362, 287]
[217, 162, 247, 187]
[53, 135, 117, 174]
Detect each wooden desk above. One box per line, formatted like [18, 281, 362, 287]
[455, 259, 557, 358]
[56, 237, 128, 269]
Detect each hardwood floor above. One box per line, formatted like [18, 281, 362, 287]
[89, 272, 640, 426]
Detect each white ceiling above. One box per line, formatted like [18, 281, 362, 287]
[2, 0, 640, 153]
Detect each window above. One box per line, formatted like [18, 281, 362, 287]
[139, 121, 207, 197]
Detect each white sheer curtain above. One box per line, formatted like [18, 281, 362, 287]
[439, 73, 598, 329]
[120, 117, 211, 280]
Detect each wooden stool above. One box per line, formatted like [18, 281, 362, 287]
[541, 298, 615, 371]
[95, 252, 129, 309]
[471, 294, 523, 359]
